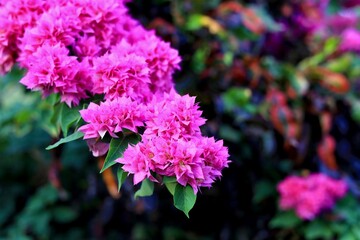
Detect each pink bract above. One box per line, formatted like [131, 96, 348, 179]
[78, 96, 146, 139]
[277, 173, 347, 220]
[20, 43, 92, 106]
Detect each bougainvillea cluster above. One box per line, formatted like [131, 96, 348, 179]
[116, 90, 229, 193]
[277, 173, 347, 220]
[0, 0, 229, 195]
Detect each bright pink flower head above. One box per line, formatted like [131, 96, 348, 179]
[117, 134, 230, 194]
[75, 0, 129, 49]
[0, 0, 53, 74]
[110, 33, 181, 94]
[78, 96, 146, 139]
[295, 191, 325, 220]
[278, 176, 307, 210]
[72, 36, 102, 61]
[18, 5, 81, 67]
[114, 31, 181, 93]
[277, 173, 348, 220]
[327, 10, 358, 34]
[197, 137, 230, 187]
[116, 139, 157, 185]
[144, 89, 206, 140]
[19, 43, 92, 106]
[339, 28, 360, 52]
[85, 138, 110, 157]
[91, 49, 152, 102]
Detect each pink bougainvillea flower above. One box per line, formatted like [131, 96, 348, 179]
[18, 5, 81, 68]
[117, 135, 229, 194]
[277, 173, 347, 220]
[339, 28, 360, 52]
[327, 10, 358, 34]
[20, 43, 92, 106]
[197, 137, 230, 187]
[116, 139, 157, 185]
[78, 96, 146, 139]
[113, 31, 181, 93]
[86, 138, 110, 157]
[0, 0, 53, 74]
[91, 50, 152, 102]
[75, 0, 129, 50]
[144, 89, 206, 140]
[115, 90, 229, 194]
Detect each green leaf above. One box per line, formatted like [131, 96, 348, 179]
[289, 73, 309, 96]
[173, 185, 197, 218]
[253, 180, 275, 204]
[163, 176, 177, 183]
[303, 220, 333, 240]
[219, 125, 241, 143]
[163, 177, 177, 195]
[191, 46, 209, 74]
[134, 178, 154, 199]
[185, 14, 203, 31]
[223, 51, 234, 66]
[326, 54, 352, 73]
[222, 87, 251, 112]
[339, 233, 358, 240]
[323, 37, 340, 55]
[59, 104, 81, 137]
[117, 167, 127, 191]
[100, 133, 141, 173]
[45, 131, 84, 150]
[52, 206, 77, 223]
[269, 210, 302, 229]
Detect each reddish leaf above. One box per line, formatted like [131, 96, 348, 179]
[320, 112, 332, 134]
[315, 68, 350, 94]
[270, 105, 293, 135]
[317, 135, 338, 170]
[98, 157, 121, 199]
[242, 8, 265, 35]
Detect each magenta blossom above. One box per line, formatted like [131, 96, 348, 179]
[0, 0, 53, 74]
[20, 43, 92, 106]
[18, 5, 81, 68]
[277, 173, 347, 220]
[116, 91, 229, 194]
[91, 50, 152, 102]
[144, 89, 206, 140]
[116, 136, 229, 194]
[113, 31, 181, 93]
[78, 96, 146, 139]
[339, 28, 360, 53]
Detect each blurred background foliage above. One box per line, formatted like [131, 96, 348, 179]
[3, 0, 360, 239]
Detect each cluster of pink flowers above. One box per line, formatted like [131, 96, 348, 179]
[78, 96, 146, 139]
[1, 0, 230, 193]
[1, 0, 180, 106]
[277, 173, 347, 220]
[116, 90, 229, 193]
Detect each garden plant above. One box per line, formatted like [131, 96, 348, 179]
[2, 0, 360, 239]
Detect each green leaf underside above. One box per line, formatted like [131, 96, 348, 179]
[100, 133, 141, 173]
[134, 178, 154, 199]
[45, 131, 84, 150]
[163, 176, 177, 195]
[163, 176, 177, 183]
[269, 210, 302, 229]
[59, 104, 81, 137]
[174, 185, 197, 218]
[165, 182, 177, 196]
[117, 167, 127, 192]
